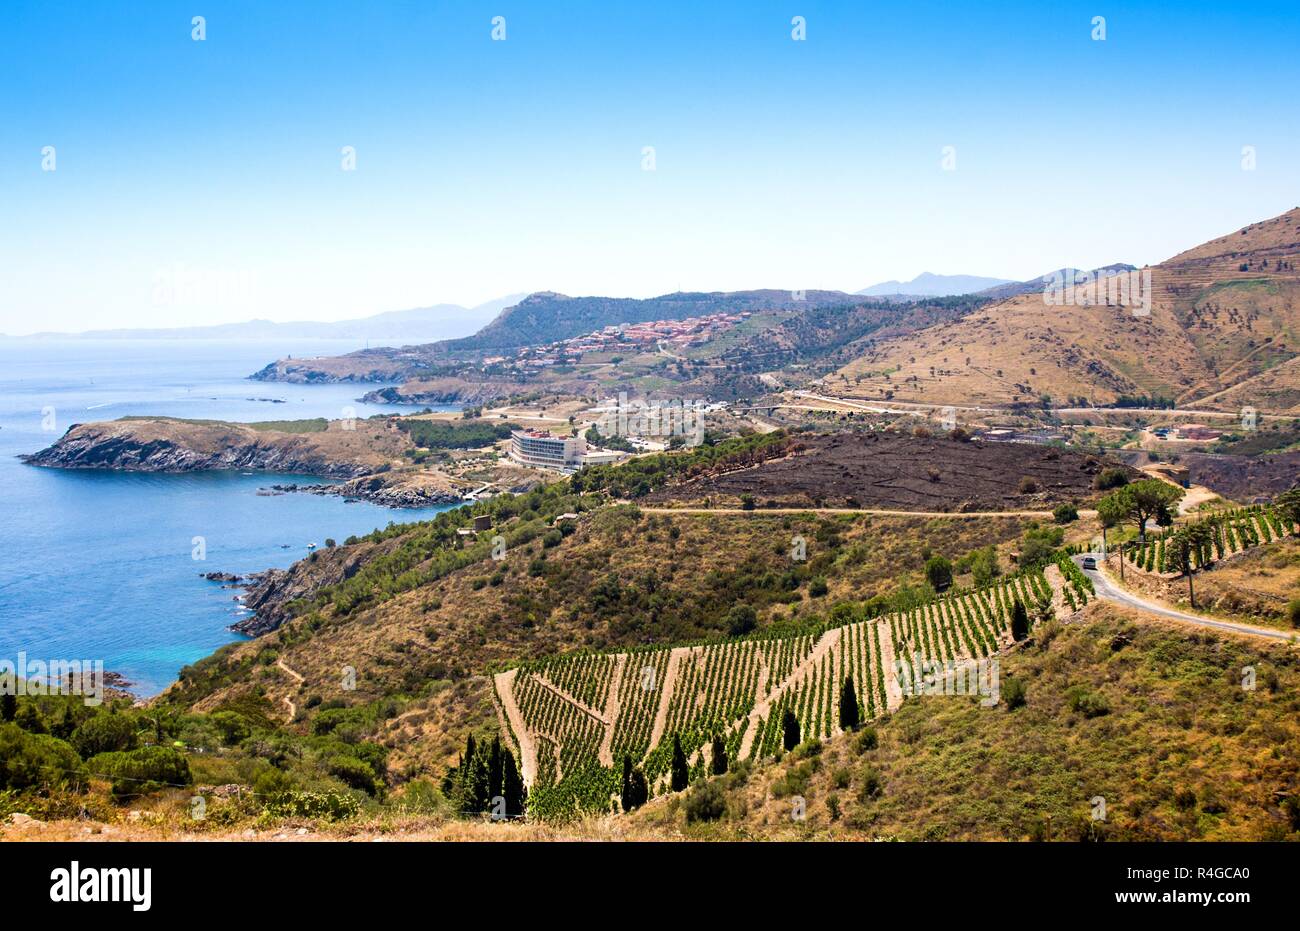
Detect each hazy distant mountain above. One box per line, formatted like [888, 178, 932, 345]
[974, 265, 1136, 300]
[857, 272, 1014, 298]
[11, 295, 528, 345]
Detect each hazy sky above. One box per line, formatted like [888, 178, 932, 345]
[2, 0, 1297, 334]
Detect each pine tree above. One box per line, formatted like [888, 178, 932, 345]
[52, 703, 76, 740]
[0, 692, 15, 722]
[710, 734, 727, 775]
[670, 734, 689, 791]
[501, 748, 526, 818]
[839, 675, 860, 731]
[15, 702, 43, 734]
[782, 708, 801, 751]
[1010, 599, 1029, 641]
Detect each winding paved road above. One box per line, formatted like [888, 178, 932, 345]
[1073, 555, 1295, 643]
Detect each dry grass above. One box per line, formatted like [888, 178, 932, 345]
[175, 509, 1036, 779]
[626, 604, 1300, 841]
[830, 207, 1300, 412]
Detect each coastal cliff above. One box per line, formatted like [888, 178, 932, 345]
[21, 417, 408, 479]
[233, 539, 393, 635]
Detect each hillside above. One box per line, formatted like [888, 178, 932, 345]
[352, 296, 985, 407]
[625, 605, 1300, 841]
[647, 430, 1130, 510]
[832, 208, 1300, 411]
[156, 438, 1052, 789]
[15, 592, 1300, 846]
[250, 289, 859, 384]
[7, 427, 1299, 843]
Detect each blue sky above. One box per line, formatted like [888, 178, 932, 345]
[1, 0, 1297, 333]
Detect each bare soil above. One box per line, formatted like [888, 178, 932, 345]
[649, 432, 1126, 511]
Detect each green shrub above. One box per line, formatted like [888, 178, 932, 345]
[263, 790, 361, 821]
[772, 761, 814, 799]
[853, 726, 878, 753]
[88, 746, 191, 797]
[0, 724, 84, 792]
[793, 738, 822, 760]
[209, 710, 252, 746]
[71, 712, 140, 757]
[924, 556, 954, 592]
[324, 755, 379, 796]
[857, 765, 883, 801]
[1053, 503, 1079, 524]
[683, 780, 727, 823]
[1094, 468, 1130, 491]
[1066, 685, 1110, 718]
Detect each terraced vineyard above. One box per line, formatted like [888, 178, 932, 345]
[495, 564, 1091, 818]
[1121, 504, 1297, 575]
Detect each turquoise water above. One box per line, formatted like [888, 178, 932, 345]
[0, 340, 453, 695]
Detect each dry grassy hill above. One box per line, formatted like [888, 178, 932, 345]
[626, 605, 1300, 841]
[832, 208, 1300, 412]
[167, 506, 1041, 784]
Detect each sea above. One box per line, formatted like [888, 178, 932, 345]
[0, 339, 456, 696]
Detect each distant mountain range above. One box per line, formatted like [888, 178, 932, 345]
[7, 295, 527, 345]
[857, 272, 1014, 298]
[974, 264, 1136, 300]
[856, 267, 1139, 301]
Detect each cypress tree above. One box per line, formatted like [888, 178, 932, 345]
[621, 755, 649, 812]
[629, 767, 649, 809]
[1, 692, 15, 722]
[710, 734, 727, 775]
[502, 749, 526, 818]
[621, 754, 634, 812]
[469, 754, 491, 813]
[670, 734, 689, 792]
[1010, 599, 1030, 641]
[782, 708, 800, 751]
[457, 734, 478, 813]
[839, 675, 860, 731]
[487, 735, 504, 802]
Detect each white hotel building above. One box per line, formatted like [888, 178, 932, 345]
[508, 429, 587, 472]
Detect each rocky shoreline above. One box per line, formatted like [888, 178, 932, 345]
[359, 383, 515, 406]
[260, 476, 468, 509]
